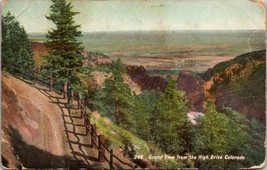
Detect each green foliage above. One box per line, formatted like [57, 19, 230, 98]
[92, 59, 134, 128]
[221, 107, 254, 168]
[147, 142, 185, 168]
[91, 86, 113, 117]
[120, 131, 132, 146]
[247, 117, 265, 166]
[212, 50, 265, 74]
[192, 103, 229, 169]
[193, 102, 265, 169]
[210, 50, 265, 93]
[105, 79, 134, 127]
[110, 58, 127, 78]
[209, 50, 265, 122]
[234, 61, 265, 101]
[194, 102, 229, 155]
[153, 77, 190, 154]
[43, 0, 83, 84]
[92, 114, 150, 156]
[132, 90, 161, 141]
[152, 158, 184, 169]
[2, 12, 35, 71]
[83, 49, 265, 169]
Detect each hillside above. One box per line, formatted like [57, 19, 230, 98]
[205, 50, 266, 121]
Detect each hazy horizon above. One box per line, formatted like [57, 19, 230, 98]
[28, 29, 266, 35]
[3, 0, 265, 33]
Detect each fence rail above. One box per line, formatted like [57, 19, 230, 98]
[80, 103, 134, 168]
[2, 62, 135, 169]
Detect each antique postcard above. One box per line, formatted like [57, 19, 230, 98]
[1, 0, 266, 169]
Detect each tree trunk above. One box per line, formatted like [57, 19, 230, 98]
[115, 98, 120, 124]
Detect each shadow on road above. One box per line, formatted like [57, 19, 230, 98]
[6, 125, 90, 169]
[34, 85, 99, 167]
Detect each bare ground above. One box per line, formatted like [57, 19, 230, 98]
[107, 52, 234, 72]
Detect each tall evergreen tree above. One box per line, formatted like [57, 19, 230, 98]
[223, 107, 253, 168]
[2, 12, 35, 70]
[192, 102, 229, 169]
[44, 0, 83, 83]
[133, 90, 160, 140]
[92, 59, 134, 128]
[192, 103, 258, 169]
[193, 102, 229, 153]
[248, 117, 265, 166]
[154, 77, 190, 154]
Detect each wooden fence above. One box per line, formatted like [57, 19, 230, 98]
[80, 103, 135, 169]
[2, 63, 135, 169]
[2, 63, 61, 93]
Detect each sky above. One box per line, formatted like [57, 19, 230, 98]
[2, 0, 266, 33]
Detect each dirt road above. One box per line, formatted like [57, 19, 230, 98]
[1, 74, 103, 169]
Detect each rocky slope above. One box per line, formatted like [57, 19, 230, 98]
[126, 65, 207, 112]
[177, 72, 206, 112]
[126, 65, 167, 91]
[206, 50, 266, 122]
[175, 50, 266, 121]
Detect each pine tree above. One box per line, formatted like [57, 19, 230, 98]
[44, 0, 83, 83]
[247, 117, 265, 166]
[192, 102, 229, 169]
[133, 90, 160, 140]
[193, 102, 229, 153]
[222, 107, 253, 168]
[154, 76, 190, 154]
[92, 59, 134, 128]
[192, 103, 255, 169]
[2, 12, 35, 71]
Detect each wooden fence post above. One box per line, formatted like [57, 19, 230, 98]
[91, 124, 98, 149]
[81, 108, 84, 118]
[77, 92, 81, 110]
[85, 116, 91, 135]
[84, 108, 87, 117]
[110, 149, 114, 169]
[81, 100, 84, 115]
[98, 135, 105, 162]
[84, 112, 86, 124]
[49, 75, 53, 92]
[88, 114, 91, 133]
[84, 115, 88, 134]
[34, 72, 37, 84]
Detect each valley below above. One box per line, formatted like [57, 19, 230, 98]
[3, 30, 265, 169]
